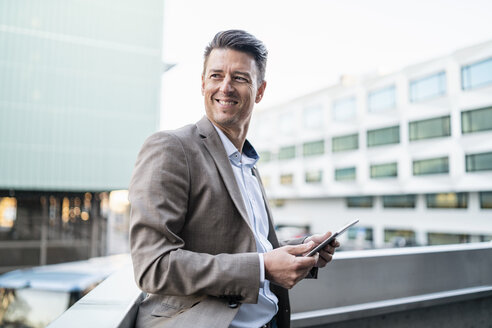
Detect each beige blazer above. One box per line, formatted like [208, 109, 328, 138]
[129, 116, 292, 328]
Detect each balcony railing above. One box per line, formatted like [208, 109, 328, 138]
[48, 242, 492, 328]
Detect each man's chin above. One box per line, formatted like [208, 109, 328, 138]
[210, 114, 237, 127]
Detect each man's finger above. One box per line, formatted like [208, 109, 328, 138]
[287, 241, 315, 255]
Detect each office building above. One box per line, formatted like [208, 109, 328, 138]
[0, 0, 163, 272]
[250, 40, 492, 248]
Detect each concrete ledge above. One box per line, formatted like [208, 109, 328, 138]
[47, 264, 144, 328]
[48, 242, 492, 328]
[291, 286, 492, 327]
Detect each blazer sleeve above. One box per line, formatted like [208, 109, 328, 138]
[129, 132, 261, 304]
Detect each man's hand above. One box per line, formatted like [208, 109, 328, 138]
[304, 232, 340, 268]
[263, 242, 318, 289]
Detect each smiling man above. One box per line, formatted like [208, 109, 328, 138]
[129, 30, 339, 328]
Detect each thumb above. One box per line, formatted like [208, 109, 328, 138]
[288, 241, 315, 255]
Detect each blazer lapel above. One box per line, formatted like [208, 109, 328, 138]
[196, 116, 253, 232]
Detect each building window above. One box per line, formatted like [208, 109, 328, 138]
[480, 192, 492, 209]
[332, 134, 358, 152]
[409, 116, 451, 141]
[278, 145, 296, 160]
[462, 57, 492, 90]
[428, 233, 471, 246]
[413, 156, 449, 175]
[280, 174, 294, 185]
[335, 167, 356, 181]
[466, 152, 492, 172]
[303, 140, 324, 157]
[347, 227, 374, 244]
[370, 162, 397, 179]
[409, 71, 446, 102]
[461, 106, 492, 134]
[303, 105, 324, 129]
[347, 196, 373, 208]
[332, 97, 356, 121]
[305, 170, 323, 184]
[367, 126, 400, 147]
[426, 193, 468, 208]
[384, 229, 416, 247]
[0, 197, 17, 230]
[382, 195, 416, 208]
[259, 151, 272, 163]
[368, 85, 396, 112]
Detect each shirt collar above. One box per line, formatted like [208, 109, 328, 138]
[213, 124, 259, 167]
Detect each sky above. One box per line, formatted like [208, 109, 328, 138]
[160, 0, 492, 130]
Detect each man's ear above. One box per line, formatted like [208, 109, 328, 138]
[255, 81, 267, 103]
[201, 75, 205, 96]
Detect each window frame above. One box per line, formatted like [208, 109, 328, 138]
[409, 116, 451, 141]
[370, 162, 398, 179]
[278, 145, 296, 160]
[332, 133, 359, 152]
[466, 151, 492, 172]
[368, 85, 396, 112]
[409, 71, 446, 102]
[461, 57, 492, 90]
[302, 140, 325, 157]
[335, 167, 356, 181]
[461, 106, 492, 134]
[413, 156, 449, 176]
[367, 125, 400, 147]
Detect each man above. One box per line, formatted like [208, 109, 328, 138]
[129, 30, 339, 328]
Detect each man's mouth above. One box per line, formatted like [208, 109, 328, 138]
[216, 99, 238, 106]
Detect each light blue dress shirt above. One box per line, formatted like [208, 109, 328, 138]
[213, 126, 278, 328]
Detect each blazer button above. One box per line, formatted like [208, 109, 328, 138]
[228, 300, 239, 309]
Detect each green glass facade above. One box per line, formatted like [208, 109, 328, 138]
[0, 0, 163, 192]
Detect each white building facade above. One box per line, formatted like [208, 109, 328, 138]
[250, 40, 492, 249]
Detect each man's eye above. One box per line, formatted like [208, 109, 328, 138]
[234, 76, 247, 82]
[210, 74, 221, 79]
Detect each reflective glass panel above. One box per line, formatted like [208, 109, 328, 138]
[303, 105, 324, 129]
[462, 57, 492, 90]
[461, 107, 492, 134]
[368, 85, 396, 112]
[258, 151, 272, 163]
[426, 193, 468, 208]
[466, 152, 492, 172]
[370, 162, 397, 178]
[347, 196, 373, 208]
[480, 192, 492, 209]
[332, 97, 356, 121]
[409, 71, 446, 102]
[409, 116, 451, 141]
[332, 134, 358, 152]
[335, 167, 356, 181]
[303, 140, 325, 157]
[278, 146, 296, 160]
[305, 170, 323, 184]
[367, 126, 400, 147]
[413, 157, 449, 175]
[382, 195, 416, 208]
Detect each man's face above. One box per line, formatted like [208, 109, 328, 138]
[202, 48, 266, 133]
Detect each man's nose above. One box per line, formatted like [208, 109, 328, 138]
[219, 77, 234, 93]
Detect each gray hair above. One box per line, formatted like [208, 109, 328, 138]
[203, 30, 268, 84]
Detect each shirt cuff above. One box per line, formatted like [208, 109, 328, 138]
[258, 253, 265, 288]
